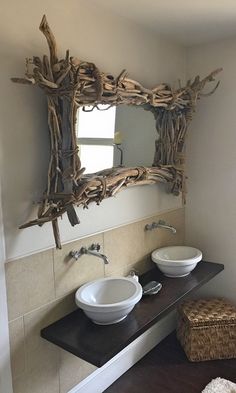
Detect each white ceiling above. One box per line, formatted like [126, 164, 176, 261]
[90, 0, 236, 46]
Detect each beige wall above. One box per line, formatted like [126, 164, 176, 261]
[186, 38, 236, 302]
[0, 0, 186, 260]
[5, 208, 185, 393]
[0, 2, 188, 392]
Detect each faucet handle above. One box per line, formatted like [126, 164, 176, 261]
[70, 250, 78, 259]
[151, 221, 163, 229]
[70, 247, 87, 260]
[90, 243, 101, 251]
[145, 223, 153, 231]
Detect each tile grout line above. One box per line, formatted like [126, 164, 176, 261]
[102, 232, 106, 277]
[58, 347, 62, 393]
[8, 290, 76, 323]
[52, 248, 57, 300]
[22, 314, 28, 379]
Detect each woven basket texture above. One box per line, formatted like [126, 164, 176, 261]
[177, 298, 236, 362]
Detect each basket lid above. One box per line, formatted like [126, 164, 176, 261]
[179, 298, 236, 327]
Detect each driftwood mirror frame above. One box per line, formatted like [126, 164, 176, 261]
[12, 16, 222, 248]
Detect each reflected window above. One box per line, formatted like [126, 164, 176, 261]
[77, 105, 116, 173]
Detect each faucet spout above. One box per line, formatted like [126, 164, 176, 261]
[145, 220, 176, 234]
[154, 221, 177, 234]
[86, 249, 109, 264]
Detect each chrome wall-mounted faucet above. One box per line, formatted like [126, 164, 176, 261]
[145, 220, 176, 234]
[70, 243, 109, 264]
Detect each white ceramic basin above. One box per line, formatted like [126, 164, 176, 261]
[75, 277, 143, 325]
[151, 246, 202, 278]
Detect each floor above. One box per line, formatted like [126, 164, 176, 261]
[105, 332, 236, 393]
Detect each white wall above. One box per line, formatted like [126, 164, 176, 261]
[186, 38, 236, 302]
[0, 0, 186, 261]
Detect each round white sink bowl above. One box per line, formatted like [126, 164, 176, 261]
[75, 277, 143, 325]
[151, 246, 202, 278]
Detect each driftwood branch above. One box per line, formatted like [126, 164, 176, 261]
[39, 15, 58, 67]
[12, 15, 222, 248]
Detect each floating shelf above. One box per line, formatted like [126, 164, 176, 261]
[41, 261, 224, 367]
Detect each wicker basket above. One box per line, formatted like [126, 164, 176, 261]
[177, 298, 236, 362]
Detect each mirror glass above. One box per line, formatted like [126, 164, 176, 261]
[76, 105, 157, 174]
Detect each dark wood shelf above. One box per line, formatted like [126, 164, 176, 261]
[41, 261, 224, 367]
[105, 332, 236, 393]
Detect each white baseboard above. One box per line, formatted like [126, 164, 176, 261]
[68, 310, 176, 393]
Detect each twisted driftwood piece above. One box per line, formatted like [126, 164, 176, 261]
[12, 15, 222, 248]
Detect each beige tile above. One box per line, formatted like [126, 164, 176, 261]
[123, 257, 154, 277]
[8, 208, 185, 393]
[159, 208, 185, 246]
[24, 293, 75, 373]
[5, 249, 55, 321]
[59, 349, 97, 393]
[53, 234, 105, 298]
[12, 373, 28, 393]
[142, 208, 185, 255]
[105, 257, 152, 278]
[9, 317, 25, 380]
[104, 208, 184, 276]
[26, 363, 59, 393]
[104, 208, 185, 276]
[12, 365, 59, 393]
[104, 221, 147, 275]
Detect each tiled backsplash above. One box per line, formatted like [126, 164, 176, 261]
[5, 207, 184, 393]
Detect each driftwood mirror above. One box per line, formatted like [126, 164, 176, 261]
[12, 16, 222, 248]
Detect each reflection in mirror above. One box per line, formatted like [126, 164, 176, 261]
[77, 105, 116, 174]
[77, 105, 157, 173]
[114, 106, 157, 168]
